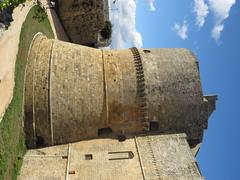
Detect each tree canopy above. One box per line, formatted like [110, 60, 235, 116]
[0, 0, 25, 11]
[100, 21, 112, 40]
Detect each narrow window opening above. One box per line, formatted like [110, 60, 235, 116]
[149, 121, 159, 131]
[62, 155, 68, 159]
[98, 127, 112, 136]
[85, 154, 93, 160]
[36, 136, 44, 147]
[108, 151, 134, 160]
[143, 50, 151, 54]
[68, 170, 76, 174]
[118, 134, 126, 142]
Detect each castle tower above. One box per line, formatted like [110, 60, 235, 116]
[57, 0, 110, 46]
[24, 33, 216, 147]
[20, 33, 217, 180]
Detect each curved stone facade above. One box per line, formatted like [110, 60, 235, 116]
[57, 0, 109, 46]
[24, 34, 216, 148]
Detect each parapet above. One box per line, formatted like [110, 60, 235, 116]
[24, 34, 217, 149]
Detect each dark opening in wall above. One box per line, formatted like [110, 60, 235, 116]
[98, 127, 112, 136]
[118, 134, 126, 142]
[68, 171, 76, 174]
[143, 50, 151, 54]
[149, 121, 159, 131]
[85, 154, 93, 160]
[36, 136, 44, 147]
[62, 155, 68, 159]
[108, 151, 134, 160]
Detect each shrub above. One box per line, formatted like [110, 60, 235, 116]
[0, 0, 25, 11]
[100, 21, 112, 40]
[0, 0, 26, 26]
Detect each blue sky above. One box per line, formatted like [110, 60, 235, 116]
[110, 0, 240, 179]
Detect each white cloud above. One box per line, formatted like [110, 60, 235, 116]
[208, 0, 236, 40]
[211, 24, 224, 40]
[147, 0, 156, 11]
[132, 31, 143, 48]
[110, 0, 143, 49]
[173, 20, 188, 40]
[194, 0, 209, 28]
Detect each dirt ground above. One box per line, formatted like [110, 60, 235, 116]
[0, 0, 69, 122]
[0, 2, 32, 121]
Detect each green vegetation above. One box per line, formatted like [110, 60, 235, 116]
[0, 0, 25, 11]
[0, 0, 26, 27]
[32, 4, 47, 23]
[0, 5, 53, 179]
[100, 21, 112, 40]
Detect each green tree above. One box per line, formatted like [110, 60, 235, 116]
[0, 0, 25, 11]
[100, 21, 112, 40]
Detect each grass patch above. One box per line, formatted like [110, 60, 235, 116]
[0, 5, 54, 179]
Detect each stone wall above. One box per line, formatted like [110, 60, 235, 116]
[137, 134, 204, 180]
[24, 34, 217, 148]
[19, 134, 204, 179]
[57, 0, 109, 46]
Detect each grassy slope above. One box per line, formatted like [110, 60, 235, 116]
[0, 5, 54, 179]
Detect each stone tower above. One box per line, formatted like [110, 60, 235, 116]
[19, 33, 217, 179]
[57, 0, 110, 46]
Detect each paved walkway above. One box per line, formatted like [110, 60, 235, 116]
[0, 2, 33, 122]
[0, 0, 69, 122]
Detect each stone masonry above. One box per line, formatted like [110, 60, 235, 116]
[19, 134, 204, 180]
[24, 34, 217, 150]
[19, 31, 217, 180]
[57, 0, 109, 46]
